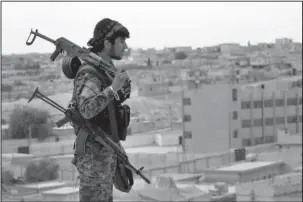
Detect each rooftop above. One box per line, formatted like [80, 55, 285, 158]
[42, 186, 79, 195]
[216, 161, 278, 172]
[18, 181, 66, 189]
[126, 145, 181, 154]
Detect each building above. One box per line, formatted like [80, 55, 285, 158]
[138, 83, 170, 97]
[10, 181, 68, 197]
[41, 186, 79, 201]
[275, 38, 293, 50]
[236, 172, 302, 201]
[203, 160, 286, 184]
[181, 74, 302, 154]
[276, 130, 302, 149]
[219, 43, 242, 55]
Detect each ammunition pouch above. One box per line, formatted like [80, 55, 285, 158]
[91, 104, 130, 141]
[117, 104, 130, 141]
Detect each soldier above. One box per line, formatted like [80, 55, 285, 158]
[71, 18, 131, 202]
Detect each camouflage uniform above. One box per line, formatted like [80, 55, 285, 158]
[72, 69, 120, 202]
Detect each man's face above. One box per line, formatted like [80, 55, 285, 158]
[109, 36, 128, 60]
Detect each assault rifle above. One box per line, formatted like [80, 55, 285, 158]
[28, 87, 151, 184]
[25, 29, 117, 80]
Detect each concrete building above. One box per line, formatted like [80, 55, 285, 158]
[181, 73, 302, 154]
[41, 186, 79, 201]
[203, 160, 286, 184]
[236, 172, 302, 201]
[219, 43, 242, 55]
[138, 83, 170, 97]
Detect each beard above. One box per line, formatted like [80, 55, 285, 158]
[109, 47, 123, 60]
[111, 55, 122, 60]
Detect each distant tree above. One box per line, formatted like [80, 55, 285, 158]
[1, 169, 15, 185]
[2, 118, 7, 125]
[161, 60, 172, 64]
[13, 61, 40, 70]
[174, 52, 188, 60]
[2, 84, 13, 92]
[25, 159, 59, 183]
[31, 62, 40, 70]
[147, 57, 152, 67]
[8, 105, 53, 140]
[13, 80, 27, 87]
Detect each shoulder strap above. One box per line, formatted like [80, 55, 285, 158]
[74, 64, 109, 85]
[75, 65, 120, 143]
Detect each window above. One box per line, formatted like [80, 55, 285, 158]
[276, 117, 285, 124]
[275, 99, 284, 107]
[242, 138, 252, 147]
[253, 119, 262, 127]
[299, 97, 302, 105]
[233, 130, 238, 138]
[232, 88, 238, 101]
[183, 115, 191, 122]
[264, 100, 273, 108]
[287, 98, 297, 106]
[287, 116, 297, 123]
[265, 136, 275, 143]
[265, 118, 274, 126]
[292, 80, 302, 88]
[233, 111, 238, 120]
[254, 137, 263, 145]
[241, 101, 251, 109]
[300, 115, 302, 122]
[183, 98, 191, 105]
[241, 120, 252, 128]
[254, 100, 262, 108]
[183, 131, 192, 139]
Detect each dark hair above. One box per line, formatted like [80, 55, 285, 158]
[89, 18, 130, 53]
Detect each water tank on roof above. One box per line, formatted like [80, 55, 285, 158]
[234, 148, 246, 162]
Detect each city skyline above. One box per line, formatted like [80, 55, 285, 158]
[2, 2, 302, 54]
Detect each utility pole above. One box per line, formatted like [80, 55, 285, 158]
[28, 124, 32, 154]
[169, 104, 172, 131]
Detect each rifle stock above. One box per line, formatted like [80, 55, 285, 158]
[28, 87, 151, 184]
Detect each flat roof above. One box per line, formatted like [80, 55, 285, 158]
[158, 173, 202, 181]
[126, 146, 180, 154]
[20, 181, 66, 189]
[42, 187, 79, 195]
[2, 153, 33, 158]
[216, 161, 277, 172]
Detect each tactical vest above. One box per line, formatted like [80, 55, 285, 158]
[72, 63, 130, 142]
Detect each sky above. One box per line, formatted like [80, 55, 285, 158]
[2, 2, 302, 55]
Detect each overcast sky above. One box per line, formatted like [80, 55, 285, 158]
[2, 2, 302, 54]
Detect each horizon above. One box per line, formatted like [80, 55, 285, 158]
[2, 37, 301, 56]
[2, 2, 302, 55]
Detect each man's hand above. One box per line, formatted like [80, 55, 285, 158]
[111, 68, 129, 92]
[121, 80, 131, 95]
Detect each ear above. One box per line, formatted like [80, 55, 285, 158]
[104, 39, 112, 49]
